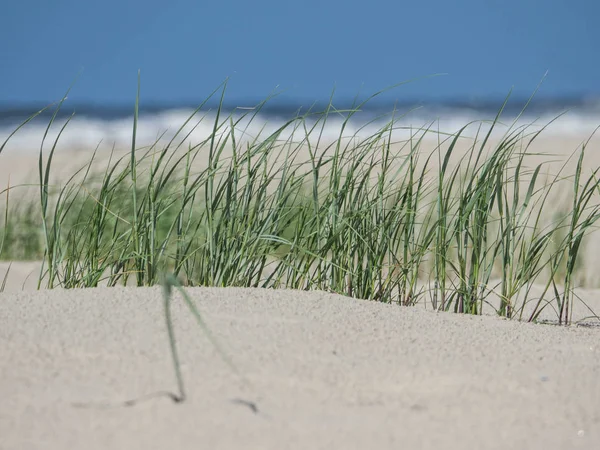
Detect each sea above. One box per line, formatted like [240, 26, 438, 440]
[1, 96, 600, 154]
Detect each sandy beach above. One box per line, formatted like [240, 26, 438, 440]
[1, 128, 600, 449]
[1, 285, 599, 450]
[3, 0, 600, 446]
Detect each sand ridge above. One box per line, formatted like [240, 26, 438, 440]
[2, 127, 600, 449]
[1, 285, 599, 449]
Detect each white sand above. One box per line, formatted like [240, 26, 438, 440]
[1, 285, 599, 449]
[1, 131, 600, 448]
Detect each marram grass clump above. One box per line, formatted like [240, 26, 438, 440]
[1, 80, 599, 326]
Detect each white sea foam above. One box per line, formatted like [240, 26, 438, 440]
[1, 107, 599, 156]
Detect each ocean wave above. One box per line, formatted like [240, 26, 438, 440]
[1, 107, 599, 155]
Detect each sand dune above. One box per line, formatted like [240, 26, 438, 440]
[1, 125, 600, 449]
[1, 285, 599, 449]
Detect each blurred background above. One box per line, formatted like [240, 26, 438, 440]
[1, 0, 599, 149]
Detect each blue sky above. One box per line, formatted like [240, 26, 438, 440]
[0, 0, 598, 105]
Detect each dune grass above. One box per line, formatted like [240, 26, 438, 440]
[1, 80, 600, 325]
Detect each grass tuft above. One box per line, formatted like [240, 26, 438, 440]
[1, 79, 599, 325]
